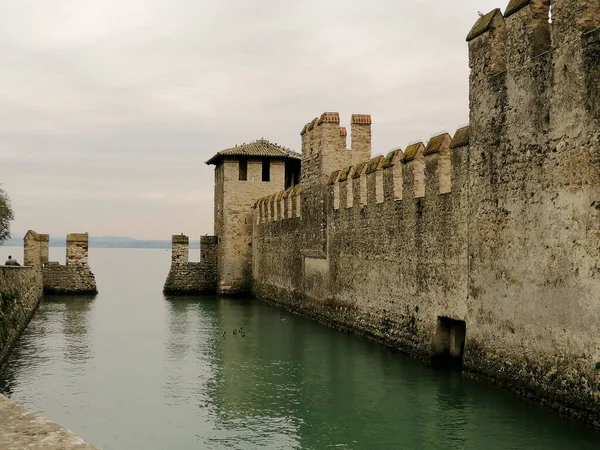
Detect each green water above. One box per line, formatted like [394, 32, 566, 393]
[0, 248, 599, 449]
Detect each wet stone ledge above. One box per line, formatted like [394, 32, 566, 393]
[0, 394, 98, 449]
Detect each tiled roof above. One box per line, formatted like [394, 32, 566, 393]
[206, 139, 301, 165]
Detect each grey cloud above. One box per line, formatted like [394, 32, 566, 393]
[0, 0, 500, 239]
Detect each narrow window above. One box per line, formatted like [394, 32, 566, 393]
[239, 160, 248, 181]
[262, 160, 270, 182]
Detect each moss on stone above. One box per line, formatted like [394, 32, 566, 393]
[365, 156, 384, 174]
[424, 133, 451, 156]
[466, 9, 503, 42]
[504, 0, 531, 18]
[403, 142, 424, 163]
[338, 166, 353, 182]
[327, 170, 341, 185]
[382, 150, 402, 168]
[450, 126, 470, 149]
[352, 162, 367, 179]
[0, 289, 20, 308]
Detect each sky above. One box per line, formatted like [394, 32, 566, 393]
[0, 0, 501, 240]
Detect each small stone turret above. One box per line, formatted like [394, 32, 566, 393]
[163, 235, 218, 294]
[23, 231, 42, 268]
[171, 234, 189, 265]
[43, 233, 96, 294]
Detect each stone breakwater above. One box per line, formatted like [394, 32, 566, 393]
[0, 394, 98, 449]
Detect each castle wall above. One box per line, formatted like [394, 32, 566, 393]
[0, 265, 43, 367]
[164, 235, 218, 293]
[463, 1, 600, 423]
[253, 132, 470, 360]
[251, 3, 600, 421]
[2, 230, 97, 366]
[43, 233, 97, 294]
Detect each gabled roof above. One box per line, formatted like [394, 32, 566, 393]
[205, 139, 301, 165]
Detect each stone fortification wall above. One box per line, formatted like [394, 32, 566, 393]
[252, 0, 600, 425]
[0, 265, 43, 367]
[163, 235, 218, 293]
[42, 233, 97, 294]
[253, 127, 469, 358]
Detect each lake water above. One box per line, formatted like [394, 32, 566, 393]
[0, 247, 599, 449]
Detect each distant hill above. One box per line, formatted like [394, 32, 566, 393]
[2, 235, 200, 249]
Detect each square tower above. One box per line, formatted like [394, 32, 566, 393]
[206, 139, 301, 294]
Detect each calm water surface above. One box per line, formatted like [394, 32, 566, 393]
[0, 247, 599, 449]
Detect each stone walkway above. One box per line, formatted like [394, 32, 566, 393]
[0, 394, 98, 449]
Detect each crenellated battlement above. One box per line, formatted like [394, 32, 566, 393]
[254, 185, 302, 225]
[20, 231, 97, 294]
[299, 112, 372, 178]
[236, 2, 600, 425]
[326, 128, 467, 211]
[163, 235, 218, 294]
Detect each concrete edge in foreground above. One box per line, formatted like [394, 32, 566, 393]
[0, 394, 99, 449]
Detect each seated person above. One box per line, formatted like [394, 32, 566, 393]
[4, 255, 21, 266]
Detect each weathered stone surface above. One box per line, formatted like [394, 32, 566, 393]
[0, 266, 43, 367]
[163, 235, 218, 294]
[0, 394, 98, 449]
[249, 3, 600, 425]
[208, 140, 301, 294]
[41, 233, 97, 294]
[43, 263, 97, 294]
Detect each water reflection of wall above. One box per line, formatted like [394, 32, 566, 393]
[203, 298, 474, 449]
[163, 295, 220, 407]
[0, 294, 95, 397]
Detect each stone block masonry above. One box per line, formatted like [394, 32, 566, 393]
[1, 231, 97, 365]
[1, 231, 98, 446]
[249, 1, 600, 427]
[42, 233, 97, 294]
[0, 266, 43, 368]
[163, 235, 218, 294]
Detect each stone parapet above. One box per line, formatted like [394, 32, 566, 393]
[43, 262, 97, 294]
[163, 235, 218, 294]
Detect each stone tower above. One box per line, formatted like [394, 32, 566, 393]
[298, 112, 372, 254]
[206, 139, 301, 294]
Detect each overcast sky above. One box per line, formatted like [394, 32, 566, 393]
[1, 0, 500, 240]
